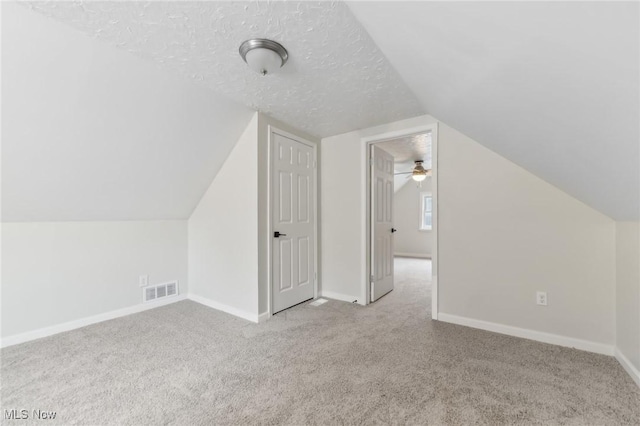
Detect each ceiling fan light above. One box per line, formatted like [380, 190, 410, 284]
[412, 160, 427, 181]
[412, 173, 427, 182]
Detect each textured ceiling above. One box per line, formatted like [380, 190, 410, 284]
[377, 132, 432, 171]
[25, 1, 424, 138]
[349, 1, 639, 220]
[376, 132, 432, 193]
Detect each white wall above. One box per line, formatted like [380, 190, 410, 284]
[615, 221, 640, 380]
[320, 134, 367, 302]
[437, 122, 616, 347]
[394, 177, 432, 257]
[321, 114, 617, 350]
[188, 114, 259, 319]
[1, 221, 188, 339]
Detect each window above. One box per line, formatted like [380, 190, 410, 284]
[420, 193, 432, 230]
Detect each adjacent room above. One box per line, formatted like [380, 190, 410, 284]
[2, 1, 639, 424]
[369, 132, 434, 306]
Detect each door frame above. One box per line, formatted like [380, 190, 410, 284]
[362, 122, 439, 319]
[266, 125, 319, 317]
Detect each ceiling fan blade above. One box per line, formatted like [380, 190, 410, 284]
[394, 171, 413, 175]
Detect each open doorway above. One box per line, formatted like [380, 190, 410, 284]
[363, 125, 438, 319]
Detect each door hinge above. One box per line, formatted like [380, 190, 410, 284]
[313, 160, 317, 169]
[315, 272, 317, 282]
[369, 158, 374, 166]
[370, 274, 374, 283]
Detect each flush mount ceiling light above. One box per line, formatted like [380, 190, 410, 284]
[239, 39, 289, 76]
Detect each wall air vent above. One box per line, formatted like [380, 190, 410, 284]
[142, 281, 179, 303]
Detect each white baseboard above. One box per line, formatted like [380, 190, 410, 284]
[1, 293, 266, 349]
[321, 290, 358, 303]
[437, 313, 614, 356]
[394, 252, 431, 259]
[187, 293, 259, 323]
[1, 294, 187, 349]
[615, 348, 640, 388]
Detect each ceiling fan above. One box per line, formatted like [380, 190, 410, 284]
[394, 160, 431, 182]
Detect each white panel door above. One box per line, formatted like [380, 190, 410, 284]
[272, 132, 315, 314]
[371, 145, 395, 302]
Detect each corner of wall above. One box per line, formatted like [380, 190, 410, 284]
[188, 112, 259, 221]
[187, 113, 260, 317]
[614, 221, 640, 387]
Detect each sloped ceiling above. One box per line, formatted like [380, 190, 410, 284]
[5, 1, 638, 222]
[2, 2, 254, 221]
[24, 1, 423, 138]
[348, 1, 640, 220]
[3, 1, 423, 222]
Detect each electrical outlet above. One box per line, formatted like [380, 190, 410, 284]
[139, 275, 149, 287]
[536, 291, 547, 306]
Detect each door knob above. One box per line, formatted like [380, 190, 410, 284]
[274, 231, 287, 238]
[391, 228, 397, 233]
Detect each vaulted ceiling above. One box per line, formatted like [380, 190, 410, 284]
[2, 2, 254, 221]
[3, 1, 638, 221]
[348, 1, 639, 220]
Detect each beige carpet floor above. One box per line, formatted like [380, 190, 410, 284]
[2, 257, 639, 425]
